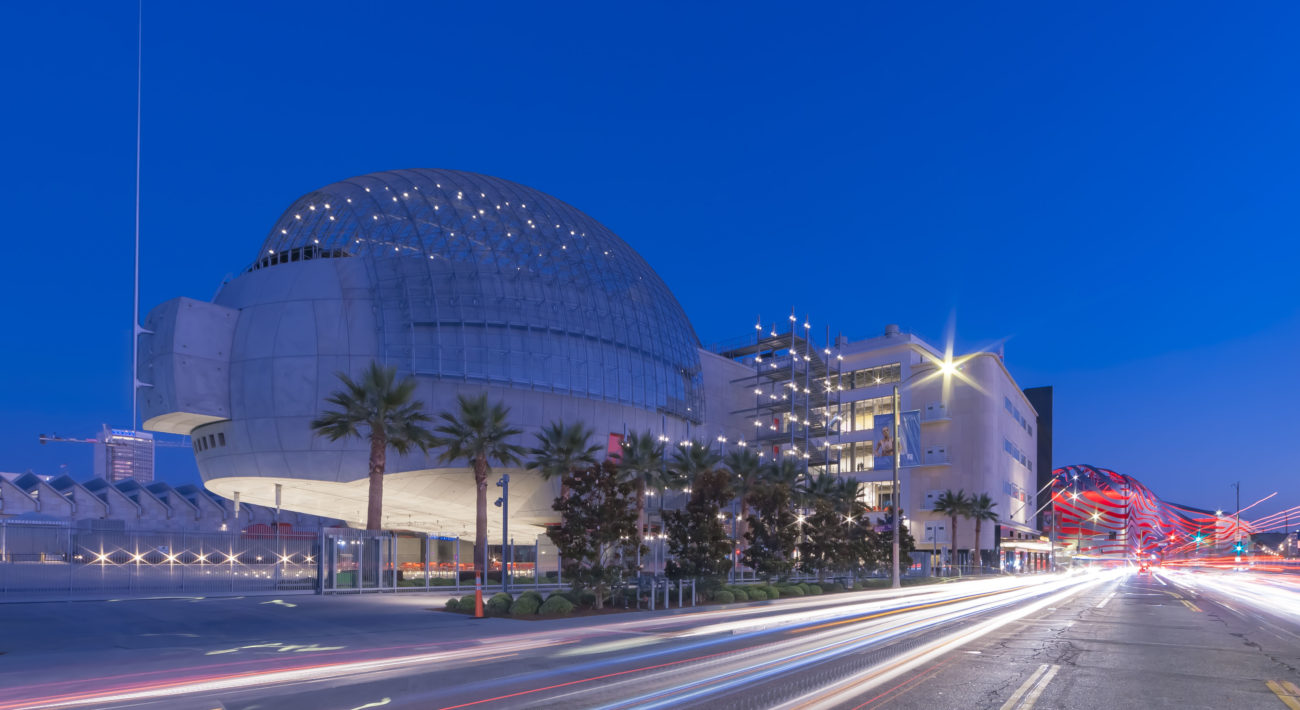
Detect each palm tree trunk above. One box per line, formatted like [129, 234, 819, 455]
[636, 480, 647, 542]
[366, 432, 387, 531]
[974, 519, 982, 572]
[474, 455, 489, 581]
[950, 514, 958, 572]
[739, 500, 750, 548]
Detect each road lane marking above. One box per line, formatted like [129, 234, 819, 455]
[1095, 592, 1115, 608]
[1000, 664, 1058, 709]
[1266, 680, 1300, 710]
[1018, 664, 1059, 709]
[1180, 599, 1202, 612]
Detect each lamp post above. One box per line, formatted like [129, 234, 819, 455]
[887, 357, 962, 589]
[496, 474, 509, 592]
[1232, 481, 1241, 561]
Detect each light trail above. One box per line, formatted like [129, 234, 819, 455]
[780, 570, 1117, 710]
[4, 574, 1097, 710]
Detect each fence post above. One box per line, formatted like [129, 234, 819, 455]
[534, 538, 540, 590]
[454, 537, 461, 593]
[678, 579, 682, 609]
[68, 526, 74, 596]
[663, 579, 669, 609]
[318, 529, 326, 594]
[424, 535, 430, 590]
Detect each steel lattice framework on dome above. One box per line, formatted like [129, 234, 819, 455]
[249, 168, 703, 423]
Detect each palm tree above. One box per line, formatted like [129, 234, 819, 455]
[797, 471, 840, 506]
[668, 439, 722, 488]
[967, 493, 999, 571]
[310, 362, 436, 531]
[430, 394, 525, 580]
[723, 447, 763, 545]
[932, 489, 971, 572]
[617, 430, 666, 541]
[526, 421, 601, 502]
[762, 457, 803, 489]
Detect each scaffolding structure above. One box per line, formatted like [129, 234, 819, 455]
[716, 309, 844, 474]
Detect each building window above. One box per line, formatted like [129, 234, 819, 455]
[217, 432, 226, 447]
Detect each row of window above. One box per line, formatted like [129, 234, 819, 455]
[812, 395, 895, 434]
[193, 432, 226, 454]
[1004, 396, 1032, 436]
[1003, 438, 1033, 472]
[840, 363, 902, 390]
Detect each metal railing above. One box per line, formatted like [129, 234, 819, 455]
[0, 520, 318, 601]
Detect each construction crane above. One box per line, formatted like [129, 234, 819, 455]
[38, 432, 191, 448]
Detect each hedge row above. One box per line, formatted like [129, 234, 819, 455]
[444, 589, 576, 617]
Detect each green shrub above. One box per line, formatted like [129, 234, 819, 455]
[824, 582, 844, 593]
[748, 588, 767, 601]
[779, 586, 804, 597]
[765, 587, 779, 600]
[539, 595, 575, 615]
[510, 595, 540, 616]
[445, 597, 463, 612]
[732, 589, 749, 602]
[577, 590, 598, 608]
[796, 582, 811, 594]
[517, 590, 544, 605]
[460, 594, 479, 611]
[807, 584, 822, 595]
[714, 590, 735, 604]
[486, 592, 514, 616]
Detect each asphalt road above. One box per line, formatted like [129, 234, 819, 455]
[1, 569, 1296, 710]
[829, 568, 1300, 710]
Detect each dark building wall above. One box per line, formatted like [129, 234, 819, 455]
[1024, 386, 1053, 532]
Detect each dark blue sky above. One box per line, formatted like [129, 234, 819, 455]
[3, 3, 1297, 520]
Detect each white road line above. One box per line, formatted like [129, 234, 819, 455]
[1095, 592, 1116, 609]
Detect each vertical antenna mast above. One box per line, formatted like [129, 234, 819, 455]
[131, 0, 142, 429]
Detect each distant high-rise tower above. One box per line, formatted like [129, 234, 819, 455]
[93, 425, 155, 483]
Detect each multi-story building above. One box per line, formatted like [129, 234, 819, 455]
[135, 168, 1044, 567]
[93, 426, 155, 484]
[800, 327, 1042, 569]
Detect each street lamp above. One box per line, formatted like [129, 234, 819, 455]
[495, 474, 509, 592]
[887, 353, 973, 588]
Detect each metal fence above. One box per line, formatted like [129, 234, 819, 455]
[0, 521, 319, 600]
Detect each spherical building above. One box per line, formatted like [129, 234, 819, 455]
[138, 169, 717, 535]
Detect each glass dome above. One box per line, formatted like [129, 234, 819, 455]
[254, 168, 703, 422]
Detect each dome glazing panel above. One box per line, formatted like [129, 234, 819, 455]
[255, 168, 703, 422]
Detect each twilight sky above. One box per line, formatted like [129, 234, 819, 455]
[2, 3, 1297, 521]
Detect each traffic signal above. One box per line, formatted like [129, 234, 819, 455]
[1233, 542, 1246, 553]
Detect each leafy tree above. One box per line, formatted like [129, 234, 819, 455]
[933, 489, 972, 568]
[798, 495, 846, 581]
[617, 430, 667, 542]
[547, 461, 640, 609]
[664, 468, 734, 592]
[526, 421, 601, 504]
[967, 493, 999, 569]
[431, 394, 526, 579]
[863, 507, 917, 576]
[742, 481, 798, 580]
[310, 362, 436, 530]
[763, 458, 803, 489]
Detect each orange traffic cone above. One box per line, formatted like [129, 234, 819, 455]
[474, 573, 485, 618]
